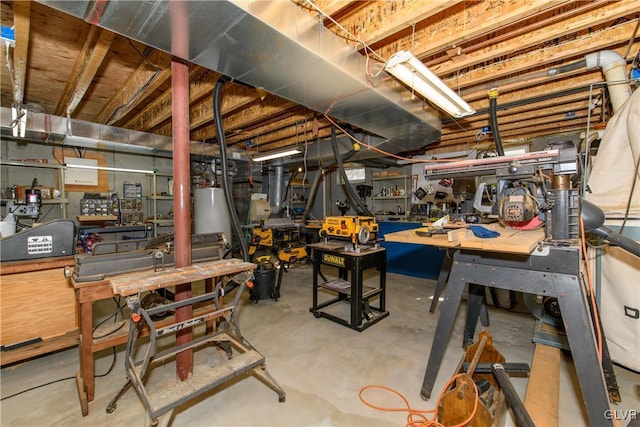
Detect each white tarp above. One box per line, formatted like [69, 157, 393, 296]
[585, 87, 640, 371]
[585, 88, 640, 216]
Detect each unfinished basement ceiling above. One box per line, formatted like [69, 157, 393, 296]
[1, 1, 639, 160]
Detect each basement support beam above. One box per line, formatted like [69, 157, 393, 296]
[172, 1, 193, 382]
[12, 1, 31, 107]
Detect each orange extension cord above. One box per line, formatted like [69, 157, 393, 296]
[359, 373, 479, 427]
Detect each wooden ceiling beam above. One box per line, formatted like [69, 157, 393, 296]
[306, 0, 353, 18]
[190, 99, 298, 142]
[324, 0, 463, 48]
[426, 1, 608, 68]
[438, 114, 592, 148]
[443, 24, 638, 91]
[189, 84, 262, 130]
[256, 126, 334, 153]
[54, 26, 115, 117]
[432, 2, 640, 78]
[444, 97, 593, 130]
[122, 66, 214, 131]
[372, 0, 571, 61]
[94, 50, 171, 125]
[244, 115, 331, 148]
[445, 74, 606, 136]
[11, 1, 30, 107]
[225, 112, 312, 146]
[462, 72, 606, 112]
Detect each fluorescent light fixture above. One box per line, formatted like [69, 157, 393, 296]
[65, 163, 155, 174]
[63, 134, 155, 154]
[252, 148, 301, 162]
[385, 50, 475, 118]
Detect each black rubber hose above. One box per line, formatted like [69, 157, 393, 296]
[331, 126, 373, 216]
[301, 167, 324, 224]
[213, 77, 249, 262]
[489, 96, 505, 156]
[491, 364, 536, 427]
[300, 133, 360, 223]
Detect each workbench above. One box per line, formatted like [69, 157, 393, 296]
[71, 258, 256, 415]
[308, 243, 388, 331]
[384, 225, 614, 427]
[1, 256, 78, 365]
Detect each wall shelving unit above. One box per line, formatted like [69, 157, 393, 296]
[371, 175, 410, 221]
[0, 160, 69, 218]
[146, 172, 174, 237]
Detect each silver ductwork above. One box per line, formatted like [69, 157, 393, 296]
[39, 0, 442, 159]
[0, 106, 243, 158]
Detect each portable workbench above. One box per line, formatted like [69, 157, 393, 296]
[384, 225, 615, 427]
[71, 258, 285, 419]
[308, 243, 388, 331]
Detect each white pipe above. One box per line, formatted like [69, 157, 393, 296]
[585, 50, 632, 113]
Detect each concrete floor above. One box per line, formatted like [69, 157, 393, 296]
[1, 263, 639, 426]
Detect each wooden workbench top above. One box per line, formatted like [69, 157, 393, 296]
[384, 224, 544, 255]
[110, 258, 256, 296]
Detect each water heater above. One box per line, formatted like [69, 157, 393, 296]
[193, 187, 231, 244]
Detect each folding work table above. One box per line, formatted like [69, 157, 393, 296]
[384, 225, 615, 427]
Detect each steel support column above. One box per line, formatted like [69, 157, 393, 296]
[172, 0, 192, 381]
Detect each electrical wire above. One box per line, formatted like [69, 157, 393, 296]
[323, 115, 467, 164]
[1, 346, 118, 401]
[359, 373, 479, 427]
[579, 216, 603, 362]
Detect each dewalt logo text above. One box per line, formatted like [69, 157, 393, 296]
[322, 254, 345, 267]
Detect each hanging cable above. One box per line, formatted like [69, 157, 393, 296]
[330, 126, 372, 216]
[488, 88, 505, 156]
[213, 77, 249, 262]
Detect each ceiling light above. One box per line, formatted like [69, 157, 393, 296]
[63, 135, 155, 154]
[65, 163, 155, 174]
[252, 148, 302, 162]
[385, 51, 475, 118]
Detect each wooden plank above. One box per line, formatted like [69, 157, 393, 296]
[75, 371, 89, 417]
[458, 225, 544, 253]
[12, 0, 31, 106]
[54, 26, 116, 116]
[374, 0, 570, 60]
[384, 226, 544, 254]
[325, 0, 463, 47]
[110, 259, 256, 296]
[431, 1, 640, 76]
[0, 330, 78, 366]
[383, 228, 460, 248]
[524, 344, 561, 427]
[123, 66, 210, 130]
[190, 99, 297, 142]
[94, 50, 171, 125]
[444, 22, 638, 91]
[1, 256, 74, 275]
[1, 267, 77, 346]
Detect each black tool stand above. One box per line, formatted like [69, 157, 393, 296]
[309, 243, 388, 331]
[421, 244, 615, 427]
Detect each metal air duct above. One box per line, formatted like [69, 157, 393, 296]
[38, 0, 442, 159]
